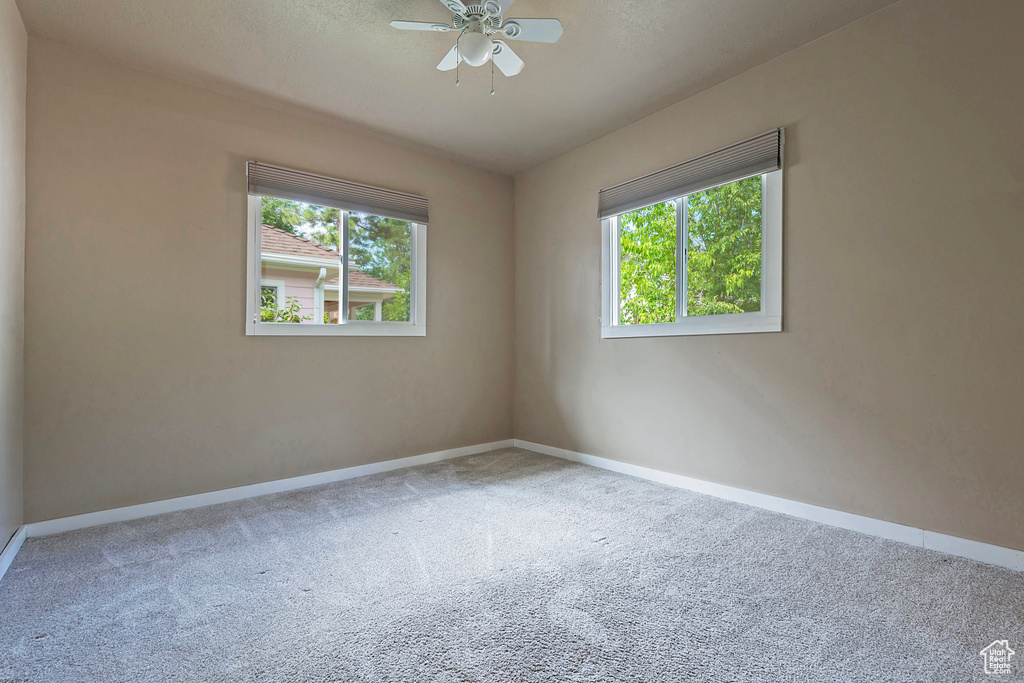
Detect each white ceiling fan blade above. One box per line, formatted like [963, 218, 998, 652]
[491, 40, 524, 77]
[436, 44, 462, 71]
[481, 0, 515, 17]
[439, 0, 469, 16]
[500, 18, 563, 43]
[390, 20, 453, 32]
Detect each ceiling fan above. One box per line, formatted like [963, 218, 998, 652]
[390, 0, 563, 84]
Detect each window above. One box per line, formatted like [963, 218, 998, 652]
[601, 130, 783, 338]
[260, 284, 280, 306]
[260, 279, 289, 322]
[245, 162, 427, 337]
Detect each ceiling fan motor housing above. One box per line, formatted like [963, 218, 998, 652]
[453, 5, 502, 31]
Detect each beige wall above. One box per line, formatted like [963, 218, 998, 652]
[24, 38, 515, 521]
[0, 0, 26, 547]
[514, 0, 1024, 550]
[18, 0, 1024, 552]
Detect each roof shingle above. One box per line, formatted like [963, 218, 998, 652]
[261, 224, 339, 260]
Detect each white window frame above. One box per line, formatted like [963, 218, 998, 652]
[245, 195, 427, 337]
[601, 169, 782, 339]
[259, 279, 287, 309]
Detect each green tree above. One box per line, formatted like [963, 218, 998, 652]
[618, 201, 677, 325]
[261, 197, 341, 249]
[353, 304, 376, 321]
[261, 198, 303, 235]
[617, 176, 762, 323]
[349, 214, 412, 322]
[301, 204, 341, 250]
[686, 176, 761, 315]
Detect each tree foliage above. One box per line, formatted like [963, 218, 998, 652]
[261, 291, 311, 323]
[687, 176, 762, 315]
[617, 176, 762, 324]
[261, 197, 341, 247]
[349, 214, 412, 323]
[618, 201, 677, 325]
[261, 198, 302, 234]
[303, 205, 342, 251]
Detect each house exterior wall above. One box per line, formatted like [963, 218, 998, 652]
[261, 267, 392, 323]
[514, 0, 1024, 551]
[261, 267, 316, 320]
[0, 0, 26, 548]
[23, 38, 515, 522]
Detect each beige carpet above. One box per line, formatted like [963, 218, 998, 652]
[1, 448, 1021, 681]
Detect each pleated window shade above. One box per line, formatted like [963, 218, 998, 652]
[247, 162, 429, 224]
[598, 129, 783, 219]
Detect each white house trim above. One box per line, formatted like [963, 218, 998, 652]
[0, 526, 27, 585]
[326, 285, 402, 296]
[21, 439, 514, 538]
[512, 439, 1024, 572]
[349, 286, 403, 295]
[314, 267, 327, 322]
[261, 253, 341, 270]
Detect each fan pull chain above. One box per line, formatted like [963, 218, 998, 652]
[490, 58, 495, 96]
[455, 36, 461, 86]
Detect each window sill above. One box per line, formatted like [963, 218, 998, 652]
[601, 312, 781, 339]
[247, 322, 426, 337]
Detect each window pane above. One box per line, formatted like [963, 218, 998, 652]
[260, 196, 342, 324]
[348, 213, 412, 323]
[686, 176, 762, 316]
[617, 201, 676, 325]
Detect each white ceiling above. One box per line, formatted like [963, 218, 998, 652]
[16, 0, 898, 174]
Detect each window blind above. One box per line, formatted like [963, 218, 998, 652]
[247, 162, 429, 224]
[598, 129, 783, 219]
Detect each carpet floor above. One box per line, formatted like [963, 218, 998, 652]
[0, 448, 1021, 682]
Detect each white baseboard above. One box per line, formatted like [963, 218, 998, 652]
[16, 437, 1022, 574]
[0, 525, 27, 584]
[24, 439, 514, 538]
[513, 439, 1024, 572]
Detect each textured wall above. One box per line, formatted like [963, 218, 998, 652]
[0, 0, 26, 547]
[24, 39, 515, 521]
[514, 0, 1024, 550]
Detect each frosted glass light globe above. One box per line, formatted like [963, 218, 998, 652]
[459, 31, 493, 67]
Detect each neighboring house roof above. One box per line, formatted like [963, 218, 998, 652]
[262, 224, 397, 290]
[262, 223, 338, 260]
[325, 273, 398, 291]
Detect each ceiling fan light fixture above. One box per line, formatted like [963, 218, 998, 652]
[390, 2, 563, 82]
[458, 30, 493, 67]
